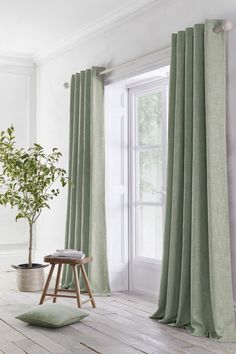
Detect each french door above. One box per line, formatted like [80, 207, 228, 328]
[128, 79, 168, 295]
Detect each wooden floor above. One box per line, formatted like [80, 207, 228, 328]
[0, 272, 236, 354]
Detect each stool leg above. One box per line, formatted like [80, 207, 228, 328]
[39, 264, 55, 305]
[53, 264, 62, 303]
[72, 265, 82, 308]
[80, 264, 96, 308]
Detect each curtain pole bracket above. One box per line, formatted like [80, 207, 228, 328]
[63, 82, 70, 89]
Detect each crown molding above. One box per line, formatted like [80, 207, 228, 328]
[34, 0, 163, 65]
[0, 53, 35, 67]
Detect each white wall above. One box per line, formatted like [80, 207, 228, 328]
[0, 59, 36, 269]
[36, 0, 236, 297]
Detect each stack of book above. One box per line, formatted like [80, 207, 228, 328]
[52, 249, 85, 259]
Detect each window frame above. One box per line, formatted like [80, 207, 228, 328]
[128, 77, 168, 264]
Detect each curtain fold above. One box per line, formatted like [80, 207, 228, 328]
[62, 67, 110, 295]
[151, 20, 236, 341]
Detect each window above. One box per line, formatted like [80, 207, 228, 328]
[129, 78, 168, 261]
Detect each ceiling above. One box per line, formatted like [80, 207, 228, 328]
[0, 0, 155, 61]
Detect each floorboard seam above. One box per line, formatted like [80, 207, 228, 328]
[0, 318, 53, 354]
[83, 322, 149, 354]
[11, 341, 28, 354]
[80, 342, 103, 354]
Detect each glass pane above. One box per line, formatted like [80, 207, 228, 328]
[139, 149, 162, 202]
[137, 91, 162, 146]
[137, 205, 163, 259]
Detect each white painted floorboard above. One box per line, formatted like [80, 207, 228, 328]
[0, 271, 236, 354]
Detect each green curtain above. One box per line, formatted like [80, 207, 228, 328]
[62, 67, 110, 295]
[151, 20, 236, 341]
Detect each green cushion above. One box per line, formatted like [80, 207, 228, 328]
[15, 303, 89, 328]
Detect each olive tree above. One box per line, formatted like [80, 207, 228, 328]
[0, 126, 68, 268]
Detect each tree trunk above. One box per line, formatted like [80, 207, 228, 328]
[28, 223, 33, 268]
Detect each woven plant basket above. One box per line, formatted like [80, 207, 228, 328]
[12, 264, 48, 292]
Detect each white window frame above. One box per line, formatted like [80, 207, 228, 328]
[128, 77, 169, 269]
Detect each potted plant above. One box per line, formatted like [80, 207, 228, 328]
[0, 126, 68, 291]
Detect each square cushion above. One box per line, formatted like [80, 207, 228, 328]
[16, 303, 89, 328]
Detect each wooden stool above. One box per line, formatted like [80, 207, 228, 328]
[39, 255, 96, 308]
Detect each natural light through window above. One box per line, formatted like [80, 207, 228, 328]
[129, 67, 169, 261]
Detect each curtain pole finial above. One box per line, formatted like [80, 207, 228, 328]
[213, 20, 233, 33]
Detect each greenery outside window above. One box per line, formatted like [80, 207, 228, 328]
[129, 78, 168, 261]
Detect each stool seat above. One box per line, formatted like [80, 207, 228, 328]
[44, 255, 93, 265]
[39, 254, 96, 309]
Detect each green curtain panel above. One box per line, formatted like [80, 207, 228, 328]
[62, 67, 110, 295]
[151, 20, 236, 341]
